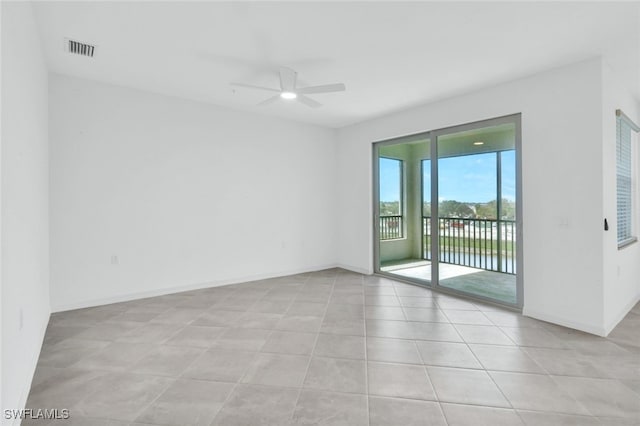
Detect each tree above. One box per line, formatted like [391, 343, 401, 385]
[380, 201, 400, 216]
[439, 200, 474, 218]
[475, 200, 497, 219]
[500, 198, 516, 220]
[473, 199, 515, 220]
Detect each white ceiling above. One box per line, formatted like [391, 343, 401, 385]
[33, 1, 640, 128]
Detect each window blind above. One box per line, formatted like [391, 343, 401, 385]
[616, 110, 639, 247]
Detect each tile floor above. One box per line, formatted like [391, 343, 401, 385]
[25, 268, 640, 425]
[381, 259, 517, 304]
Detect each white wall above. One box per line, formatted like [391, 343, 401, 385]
[337, 59, 608, 334]
[602, 58, 640, 334]
[1, 0, 4, 417]
[1, 2, 50, 423]
[49, 75, 337, 311]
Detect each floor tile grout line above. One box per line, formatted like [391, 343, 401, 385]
[429, 300, 518, 419]
[443, 305, 526, 414]
[479, 351, 517, 413]
[486, 369, 600, 419]
[392, 279, 452, 426]
[288, 271, 338, 424]
[412, 308, 450, 425]
[545, 373, 604, 419]
[113, 292, 258, 424]
[205, 359, 257, 424]
[360, 274, 371, 426]
[28, 271, 640, 425]
[199, 278, 305, 426]
[128, 376, 180, 424]
[228, 281, 305, 386]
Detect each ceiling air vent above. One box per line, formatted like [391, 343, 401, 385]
[65, 38, 95, 57]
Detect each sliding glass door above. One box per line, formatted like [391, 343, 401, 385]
[434, 119, 519, 305]
[375, 135, 432, 284]
[374, 115, 522, 307]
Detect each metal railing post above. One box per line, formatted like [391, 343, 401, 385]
[420, 216, 514, 275]
[496, 151, 503, 273]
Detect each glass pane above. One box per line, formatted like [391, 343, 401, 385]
[422, 160, 432, 262]
[617, 118, 634, 244]
[501, 150, 517, 220]
[437, 123, 517, 304]
[377, 138, 431, 283]
[439, 152, 497, 218]
[422, 160, 431, 216]
[379, 158, 402, 217]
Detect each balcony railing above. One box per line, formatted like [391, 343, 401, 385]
[380, 215, 404, 240]
[423, 216, 516, 274]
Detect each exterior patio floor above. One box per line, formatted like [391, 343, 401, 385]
[381, 259, 517, 304]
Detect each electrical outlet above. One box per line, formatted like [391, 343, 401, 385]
[111, 255, 119, 265]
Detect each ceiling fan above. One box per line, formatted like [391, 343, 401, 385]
[230, 67, 346, 108]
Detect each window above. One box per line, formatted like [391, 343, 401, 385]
[379, 157, 403, 239]
[616, 110, 639, 248]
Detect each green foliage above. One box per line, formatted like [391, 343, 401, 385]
[439, 200, 474, 218]
[380, 201, 400, 216]
[499, 198, 516, 220]
[474, 198, 515, 220]
[474, 200, 496, 219]
[422, 198, 515, 220]
[423, 234, 515, 255]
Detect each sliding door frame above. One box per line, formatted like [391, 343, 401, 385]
[372, 131, 432, 284]
[373, 113, 523, 309]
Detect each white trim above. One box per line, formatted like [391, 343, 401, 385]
[335, 263, 373, 276]
[604, 292, 640, 336]
[523, 306, 607, 337]
[616, 109, 640, 132]
[51, 263, 340, 313]
[12, 311, 50, 426]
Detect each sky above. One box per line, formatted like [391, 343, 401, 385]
[379, 150, 516, 203]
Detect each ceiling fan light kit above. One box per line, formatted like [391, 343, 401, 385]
[280, 91, 297, 100]
[231, 67, 346, 108]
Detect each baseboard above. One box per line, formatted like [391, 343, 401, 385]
[12, 310, 50, 426]
[604, 292, 640, 336]
[51, 263, 340, 313]
[522, 307, 607, 337]
[335, 263, 373, 276]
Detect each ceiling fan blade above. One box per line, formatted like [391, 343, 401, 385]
[279, 67, 297, 91]
[230, 82, 280, 93]
[296, 83, 346, 95]
[257, 95, 280, 107]
[296, 94, 322, 108]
